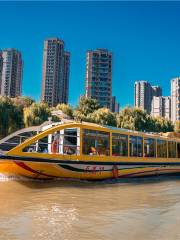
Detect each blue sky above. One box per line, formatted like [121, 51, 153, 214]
[0, 1, 180, 107]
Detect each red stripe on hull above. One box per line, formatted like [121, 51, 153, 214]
[14, 161, 55, 178]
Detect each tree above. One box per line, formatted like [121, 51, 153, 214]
[23, 102, 51, 127]
[175, 120, 180, 133]
[74, 96, 101, 121]
[56, 103, 73, 118]
[0, 97, 24, 138]
[11, 96, 35, 108]
[116, 106, 174, 133]
[90, 108, 117, 126]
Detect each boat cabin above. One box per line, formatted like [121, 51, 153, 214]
[7, 122, 180, 160]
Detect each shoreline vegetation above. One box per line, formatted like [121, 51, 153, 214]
[0, 96, 177, 140]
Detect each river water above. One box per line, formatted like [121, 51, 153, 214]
[0, 176, 180, 240]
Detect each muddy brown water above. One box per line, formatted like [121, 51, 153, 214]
[0, 176, 180, 240]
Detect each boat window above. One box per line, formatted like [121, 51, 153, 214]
[0, 131, 37, 152]
[23, 135, 49, 153]
[112, 133, 128, 156]
[157, 139, 167, 158]
[129, 136, 143, 157]
[168, 141, 176, 158]
[62, 128, 80, 155]
[22, 128, 80, 155]
[144, 138, 156, 157]
[177, 142, 180, 158]
[82, 129, 110, 156]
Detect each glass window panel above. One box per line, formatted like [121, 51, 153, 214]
[144, 138, 156, 157]
[177, 143, 180, 158]
[129, 136, 143, 157]
[157, 139, 167, 158]
[137, 137, 143, 157]
[130, 136, 138, 157]
[83, 129, 110, 156]
[168, 141, 176, 158]
[22, 128, 80, 155]
[112, 133, 128, 156]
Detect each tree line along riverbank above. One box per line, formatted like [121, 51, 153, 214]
[0, 96, 179, 140]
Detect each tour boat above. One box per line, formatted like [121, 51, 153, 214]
[0, 121, 180, 180]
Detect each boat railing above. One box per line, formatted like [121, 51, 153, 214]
[23, 141, 80, 156]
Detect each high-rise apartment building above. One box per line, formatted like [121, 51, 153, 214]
[152, 86, 162, 97]
[111, 96, 120, 113]
[62, 51, 70, 104]
[151, 96, 171, 120]
[85, 49, 112, 109]
[134, 81, 152, 114]
[171, 77, 180, 122]
[134, 81, 162, 114]
[41, 38, 70, 107]
[0, 51, 3, 94]
[0, 49, 23, 97]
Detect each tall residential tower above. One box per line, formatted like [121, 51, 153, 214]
[151, 96, 171, 120]
[62, 51, 70, 104]
[85, 49, 112, 109]
[134, 81, 162, 114]
[0, 49, 23, 97]
[0, 51, 3, 94]
[41, 38, 70, 107]
[171, 77, 180, 122]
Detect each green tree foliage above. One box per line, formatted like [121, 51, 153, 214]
[23, 102, 51, 127]
[0, 97, 24, 138]
[0, 95, 175, 139]
[73, 96, 101, 121]
[174, 121, 180, 133]
[11, 96, 35, 108]
[56, 103, 73, 118]
[90, 108, 117, 126]
[116, 106, 174, 133]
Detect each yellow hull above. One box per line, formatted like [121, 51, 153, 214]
[1, 158, 180, 180]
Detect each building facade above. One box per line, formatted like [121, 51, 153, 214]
[0, 51, 3, 94]
[171, 77, 180, 122]
[0, 49, 23, 97]
[62, 51, 70, 104]
[111, 96, 120, 113]
[134, 81, 162, 114]
[152, 86, 162, 97]
[134, 81, 152, 114]
[85, 49, 112, 109]
[41, 38, 70, 107]
[151, 96, 171, 120]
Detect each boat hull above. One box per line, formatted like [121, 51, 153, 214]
[1, 156, 180, 180]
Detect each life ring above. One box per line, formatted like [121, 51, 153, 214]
[51, 140, 58, 154]
[112, 165, 119, 179]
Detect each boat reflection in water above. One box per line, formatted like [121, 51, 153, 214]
[0, 121, 180, 180]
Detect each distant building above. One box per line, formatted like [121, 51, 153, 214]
[171, 77, 180, 122]
[62, 51, 70, 104]
[152, 86, 162, 97]
[85, 49, 112, 109]
[134, 81, 162, 114]
[151, 96, 171, 120]
[0, 49, 23, 97]
[0, 51, 3, 94]
[134, 81, 152, 114]
[111, 96, 120, 113]
[41, 38, 70, 107]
